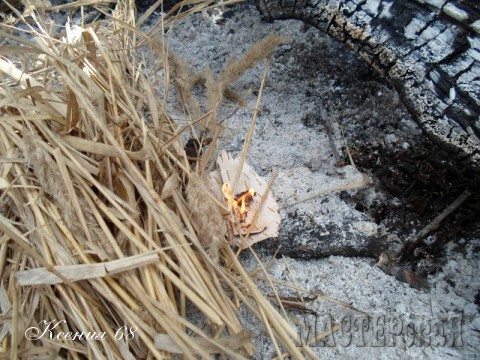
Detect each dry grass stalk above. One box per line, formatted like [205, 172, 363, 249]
[205, 34, 287, 130]
[154, 330, 251, 355]
[0, 1, 351, 358]
[221, 33, 287, 84]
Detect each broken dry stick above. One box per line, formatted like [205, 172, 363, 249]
[15, 247, 186, 286]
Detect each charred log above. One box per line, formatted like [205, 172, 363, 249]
[256, 0, 480, 166]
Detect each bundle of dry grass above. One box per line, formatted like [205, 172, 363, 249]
[0, 1, 327, 358]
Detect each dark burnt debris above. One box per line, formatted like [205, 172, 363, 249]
[350, 139, 480, 287]
[353, 141, 479, 244]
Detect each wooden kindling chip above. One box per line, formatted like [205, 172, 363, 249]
[210, 151, 280, 248]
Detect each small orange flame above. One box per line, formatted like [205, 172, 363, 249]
[222, 183, 255, 215]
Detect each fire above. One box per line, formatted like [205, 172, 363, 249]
[222, 183, 255, 215]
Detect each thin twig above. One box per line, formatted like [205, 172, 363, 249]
[399, 189, 471, 259]
[319, 102, 342, 166]
[280, 173, 369, 209]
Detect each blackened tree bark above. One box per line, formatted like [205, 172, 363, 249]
[256, 0, 480, 166]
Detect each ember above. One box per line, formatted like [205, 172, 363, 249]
[222, 183, 255, 215]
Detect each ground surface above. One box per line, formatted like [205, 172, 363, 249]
[145, 2, 480, 358]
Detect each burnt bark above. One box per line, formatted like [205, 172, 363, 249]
[256, 0, 480, 166]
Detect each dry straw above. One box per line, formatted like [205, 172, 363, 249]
[0, 1, 350, 358]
